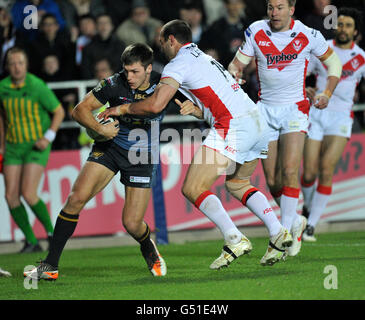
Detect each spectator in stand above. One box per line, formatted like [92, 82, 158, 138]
[80, 13, 124, 79]
[302, 0, 335, 39]
[146, 0, 184, 24]
[29, 13, 75, 79]
[200, 0, 250, 68]
[40, 54, 64, 82]
[115, 0, 162, 47]
[0, 4, 26, 76]
[93, 58, 113, 80]
[11, 0, 65, 42]
[100, 0, 131, 28]
[54, 0, 78, 32]
[69, 0, 105, 17]
[202, 0, 225, 26]
[179, 0, 206, 45]
[74, 14, 96, 68]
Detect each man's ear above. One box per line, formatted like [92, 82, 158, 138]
[146, 64, 153, 74]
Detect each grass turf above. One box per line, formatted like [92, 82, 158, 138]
[0, 230, 364, 300]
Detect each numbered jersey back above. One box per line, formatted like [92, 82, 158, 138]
[161, 43, 256, 126]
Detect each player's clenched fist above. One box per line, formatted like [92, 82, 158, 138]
[314, 91, 330, 109]
[97, 119, 120, 140]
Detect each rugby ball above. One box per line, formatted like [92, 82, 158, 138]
[86, 113, 118, 142]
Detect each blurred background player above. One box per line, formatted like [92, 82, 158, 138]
[0, 47, 64, 253]
[301, 7, 365, 241]
[25, 43, 167, 281]
[228, 0, 342, 257]
[101, 20, 294, 268]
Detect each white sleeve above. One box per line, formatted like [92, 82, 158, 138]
[237, 26, 255, 58]
[161, 57, 186, 85]
[307, 54, 319, 75]
[310, 29, 330, 58]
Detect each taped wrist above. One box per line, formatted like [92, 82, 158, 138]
[43, 129, 56, 142]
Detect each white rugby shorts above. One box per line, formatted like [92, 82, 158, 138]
[308, 107, 353, 141]
[257, 100, 310, 141]
[203, 106, 270, 164]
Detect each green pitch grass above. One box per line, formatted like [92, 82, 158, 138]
[0, 231, 364, 300]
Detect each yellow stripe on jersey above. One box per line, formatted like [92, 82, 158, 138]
[27, 99, 37, 141]
[20, 98, 30, 142]
[34, 102, 42, 138]
[7, 98, 17, 143]
[2, 100, 11, 142]
[13, 98, 24, 143]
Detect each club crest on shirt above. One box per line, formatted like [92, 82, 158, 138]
[293, 39, 302, 52]
[351, 58, 360, 70]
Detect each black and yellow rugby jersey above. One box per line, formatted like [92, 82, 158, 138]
[0, 73, 60, 144]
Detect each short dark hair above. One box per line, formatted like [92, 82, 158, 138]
[40, 13, 58, 26]
[121, 43, 154, 69]
[338, 7, 363, 36]
[78, 14, 96, 25]
[161, 19, 192, 44]
[266, 0, 296, 7]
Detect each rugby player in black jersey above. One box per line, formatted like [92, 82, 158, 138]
[24, 43, 167, 280]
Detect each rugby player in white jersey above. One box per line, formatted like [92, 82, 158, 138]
[228, 0, 342, 257]
[100, 19, 294, 269]
[301, 7, 365, 241]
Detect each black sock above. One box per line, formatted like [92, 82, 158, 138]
[136, 224, 155, 255]
[44, 210, 79, 268]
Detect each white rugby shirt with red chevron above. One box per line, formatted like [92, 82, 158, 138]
[161, 43, 258, 138]
[238, 19, 329, 109]
[308, 39, 365, 114]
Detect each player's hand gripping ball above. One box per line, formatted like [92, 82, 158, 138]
[86, 112, 119, 142]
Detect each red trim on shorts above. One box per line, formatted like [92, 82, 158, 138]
[282, 186, 300, 198]
[241, 187, 259, 205]
[194, 191, 214, 208]
[301, 175, 315, 188]
[317, 184, 332, 195]
[203, 145, 219, 153]
[351, 111, 354, 119]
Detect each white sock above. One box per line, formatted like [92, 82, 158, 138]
[301, 182, 316, 209]
[280, 187, 300, 231]
[245, 191, 282, 237]
[196, 192, 242, 244]
[308, 185, 332, 227]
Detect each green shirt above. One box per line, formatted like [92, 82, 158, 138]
[0, 73, 60, 144]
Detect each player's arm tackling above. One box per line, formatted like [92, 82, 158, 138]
[100, 78, 179, 118]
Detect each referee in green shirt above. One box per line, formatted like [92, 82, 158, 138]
[0, 47, 65, 253]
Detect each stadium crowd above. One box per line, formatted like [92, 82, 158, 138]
[1, 0, 365, 151]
